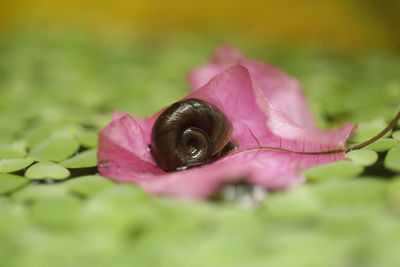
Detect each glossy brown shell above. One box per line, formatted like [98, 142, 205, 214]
[150, 98, 234, 172]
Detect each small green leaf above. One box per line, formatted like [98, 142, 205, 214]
[313, 178, 388, 206]
[387, 176, 400, 206]
[304, 161, 364, 182]
[29, 134, 80, 162]
[351, 118, 390, 143]
[25, 124, 80, 149]
[24, 124, 56, 149]
[91, 183, 147, 206]
[385, 144, 400, 172]
[263, 186, 321, 221]
[31, 195, 81, 229]
[0, 141, 27, 159]
[63, 175, 114, 197]
[25, 162, 70, 180]
[393, 131, 400, 142]
[362, 138, 398, 152]
[11, 184, 68, 203]
[77, 130, 98, 148]
[0, 174, 29, 194]
[0, 158, 35, 173]
[60, 149, 97, 168]
[345, 150, 378, 166]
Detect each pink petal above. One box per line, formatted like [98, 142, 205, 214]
[98, 64, 355, 199]
[98, 114, 164, 181]
[137, 150, 303, 199]
[189, 65, 355, 152]
[137, 148, 344, 200]
[190, 44, 318, 130]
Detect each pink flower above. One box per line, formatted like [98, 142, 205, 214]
[98, 45, 355, 200]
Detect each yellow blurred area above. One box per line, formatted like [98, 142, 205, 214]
[1, 0, 399, 50]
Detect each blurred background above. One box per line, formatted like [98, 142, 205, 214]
[1, 0, 400, 51]
[1, 1, 400, 267]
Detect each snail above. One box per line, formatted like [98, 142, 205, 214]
[150, 98, 238, 172]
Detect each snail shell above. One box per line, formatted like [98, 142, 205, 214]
[150, 98, 236, 172]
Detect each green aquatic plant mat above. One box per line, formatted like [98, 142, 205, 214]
[0, 29, 399, 267]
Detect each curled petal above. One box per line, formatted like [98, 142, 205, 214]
[190, 44, 319, 130]
[189, 45, 356, 148]
[189, 65, 355, 152]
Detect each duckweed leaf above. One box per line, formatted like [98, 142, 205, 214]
[313, 178, 388, 206]
[0, 141, 27, 159]
[351, 118, 390, 143]
[385, 144, 400, 172]
[63, 175, 114, 197]
[77, 130, 99, 148]
[0, 158, 34, 173]
[0, 174, 29, 194]
[24, 125, 57, 149]
[30, 195, 81, 228]
[393, 131, 400, 142]
[90, 183, 148, 206]
[345, 149, 378, 166]
[60, 149, 97, 168]
[11, 184, 68, 203]
[29, 134, 80, 162]
[264, 186, 321, 221]
[25, 162, 70, 180]
[304, 161, 363, 182]
[387, 176, 400, 206]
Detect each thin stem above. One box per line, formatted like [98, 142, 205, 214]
[346, 110, 400, 152]
[224, 110, 400, 157]
[226, 146, 346, 158]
